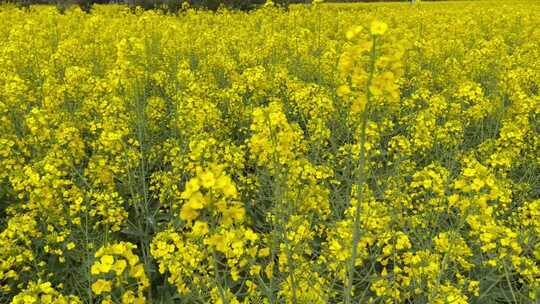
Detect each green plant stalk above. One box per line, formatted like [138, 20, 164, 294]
[503, 260, 518, 304]
[212, 251, 230, 304]
[344, 34, 377, 304]
[263, 110, 298, 304]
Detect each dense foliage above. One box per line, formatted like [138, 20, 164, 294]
[0, 1, 539, 303]
[2, 0, 302, 12]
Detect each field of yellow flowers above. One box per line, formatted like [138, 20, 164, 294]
[0, 1, 539, 303]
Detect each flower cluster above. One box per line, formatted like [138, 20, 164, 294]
[12, 281, 82, 304]
[90, 242, 149, 304]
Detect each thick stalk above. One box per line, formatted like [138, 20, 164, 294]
[344, 35, 377, 304]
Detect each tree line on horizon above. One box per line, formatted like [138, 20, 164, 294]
[1, 0, 410, 13]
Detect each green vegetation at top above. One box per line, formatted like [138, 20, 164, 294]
[0, 0, 415, 13]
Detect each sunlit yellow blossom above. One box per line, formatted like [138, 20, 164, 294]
[91, 280, 112, 295]
[370, 20, 388, 36]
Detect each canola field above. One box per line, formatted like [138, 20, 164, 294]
[0, 1, 539, 303]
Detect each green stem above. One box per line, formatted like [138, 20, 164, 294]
[212, 251, 229, 304]
[344, 35, 377, 304]
[503, 261, 518, 304]
[263, 110, 298, 304]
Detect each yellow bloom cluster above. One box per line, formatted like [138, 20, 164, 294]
[12, 281, 82, 304]
[0, 1, 539, 303]
[0, 215, 39, 294]
[179, 165, 243, 224]
[90, 242, 148, 303]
